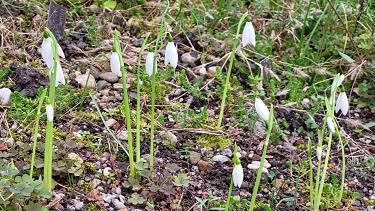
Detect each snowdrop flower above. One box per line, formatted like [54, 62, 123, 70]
[335, 92, 349, 116]
[164, 42, 178, 68]
[146, 52, 155, 76]
[46, 104, 54, 122]
[232, 164, 243, 188]
[255, 98, 270, 121]
[0, 88, 11, 106]
[242, 22, 256, 47]
[326, 116, 335, 133]
[316, 146, 322, 160]
[110, 51, 121, 76]
[49, 62, 65, 87]
[41, 36, 65, 68]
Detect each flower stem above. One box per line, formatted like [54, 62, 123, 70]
[217, 12, 248, 128]
[225, 178, 234, 211]
[149, 17, 167, 175]
[136, 33, 150, 163]
[30, 88, 47, 177]
[114, 30, 135, 178]
[43, 28, 59, 191]
[335, 123, 346, 203]
[314, 133, 333, 211]
[307, 138, 314, 205]
[249, 106, 274, 211]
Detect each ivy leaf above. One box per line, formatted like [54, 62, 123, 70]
[103, 0, 117, 9]
[173, 173, 189, 188]
[128, 193, 146, 205]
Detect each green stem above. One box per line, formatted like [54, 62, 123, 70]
[297, 0, 312, 59]
[114, 30, 135, 178]
[136, 33, 150, 163]
[307, 138, 314, 206]
[30, 88, 47, 177]
[249, 106, 274, 211]
[314, 133, 333, 211]
[225, 178, 234, 211]
[335, 122, 345, 204]
[43, 28, 59, 191]
[217, 12, 248, 128]
[149, 16, 167, 175]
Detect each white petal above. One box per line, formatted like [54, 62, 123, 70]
[242, 22, 256, 47]
[0, 88, 12, 105]
[146, 52, 155, 76]
[232, 164, 243, 188]
[41, 38, 54, 68]
[50, 62, 65, 87]
[110, 52, 121, 76]
[46, 104, 54, 122]
[316, 146, 322, 160]
[165, 42, 178, 68]
[335, 92, 349, 116]
[327, 117, 335, 133]
[57, 43, 65, 59]
[255, 98, 270, 121]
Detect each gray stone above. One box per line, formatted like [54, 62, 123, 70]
[117, 130, 128, 141]
[99, 72, 119, 83]
[113, 83, 123, 90]
[75, 73, 96, 88]
[97, 80, 109, 91]
[72, 199, 84, 210]
[212, 155, 230, 163]
[181, 52, 200, 66]
[113, 199, 126, 209]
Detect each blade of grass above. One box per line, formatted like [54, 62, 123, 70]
[30, 88, 47, 177]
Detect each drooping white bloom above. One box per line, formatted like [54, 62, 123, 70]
[164, 42, 178, 68]
[49, 62, 65, 87]
[316, 146, 322, 160]
[232, 164, 243, 188]
[0, 88, 12, 106]
[41, 37, 65, 68]
[242, 22, 256, 47]
[46, 104, 54, 122]
[110, 51, 121, 76]
[327, 116, 335, 133]
[146, 52, 155, 76]
[335, 92, 349, 116]
[255, 98, 270, 121]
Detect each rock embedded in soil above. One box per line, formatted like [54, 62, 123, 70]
[75, 72, 96, 88]
[197, 160, 213, 172]
[181, 52, 200, 66]
[189, 151, 201, 164]
[207, 66, 217, 78]
[113, 199, 126, 210]
[212, 155, 230, 163]
[9, 65, 49, 97]
[99, 72, 119, 83]
[97, 80, 109, 91]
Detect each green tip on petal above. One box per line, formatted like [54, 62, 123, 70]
[168, 33, 173, 42]
[43, 30, 49, 38]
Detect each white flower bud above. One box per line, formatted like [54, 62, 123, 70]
[255, 98, 270, 121]
[327, 117, 335, 133]
[146, 52, 155, 76]
[335, 92, 349, 116]
[232, 164, 243, 188]
[165, 42, 178, 68]
[242, 22, 256, 47]
[46, 104, 54, 122]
